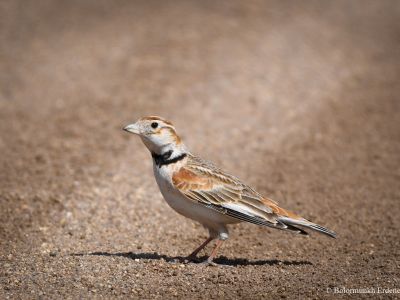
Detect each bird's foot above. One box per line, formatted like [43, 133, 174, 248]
[201, 259, 218, 266]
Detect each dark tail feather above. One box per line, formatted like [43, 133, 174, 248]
[278, 217, 337, 238]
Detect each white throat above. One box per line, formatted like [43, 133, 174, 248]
[141, 137, 187, 158]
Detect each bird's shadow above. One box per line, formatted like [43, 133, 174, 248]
[71, 251, 312, 267]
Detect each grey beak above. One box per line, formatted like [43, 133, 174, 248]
[123, 123, 140, 135]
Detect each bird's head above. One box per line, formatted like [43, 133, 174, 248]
[123, 116, 185, 155]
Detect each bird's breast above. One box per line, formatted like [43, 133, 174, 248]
[152, 162, 240, 229]
[154, 170, 196, 223]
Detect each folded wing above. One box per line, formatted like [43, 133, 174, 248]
[172, 155, 319, 235]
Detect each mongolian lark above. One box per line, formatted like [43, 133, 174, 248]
[123, 116, 336, 265]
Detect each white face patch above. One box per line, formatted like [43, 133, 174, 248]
[140, 123, 181, 154]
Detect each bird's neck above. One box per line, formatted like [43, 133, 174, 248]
[151, 144, 187, 168]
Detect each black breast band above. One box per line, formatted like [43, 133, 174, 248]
[151, 150, 187, 167]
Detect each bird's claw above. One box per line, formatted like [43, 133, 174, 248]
[201, 260, 218, 266]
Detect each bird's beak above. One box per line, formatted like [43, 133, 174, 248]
[123, 123, 141, 135]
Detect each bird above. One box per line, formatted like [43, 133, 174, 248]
[123, 116, 336, 265]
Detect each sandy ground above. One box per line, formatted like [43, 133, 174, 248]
[1, 0, 400, 299]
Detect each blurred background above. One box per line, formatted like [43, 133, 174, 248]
[1, 0, 399, 298]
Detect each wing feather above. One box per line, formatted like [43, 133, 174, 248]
[171, 153, 335, 237]
[171, 154, 304, 229]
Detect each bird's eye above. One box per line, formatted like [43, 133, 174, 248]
[151, 122, 158, 129]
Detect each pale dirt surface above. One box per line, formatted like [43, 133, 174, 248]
[1, 0, 400, 299]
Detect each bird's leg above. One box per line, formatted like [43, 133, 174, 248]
[187, 236, 214, 261]
[204, 239, 224, 265]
